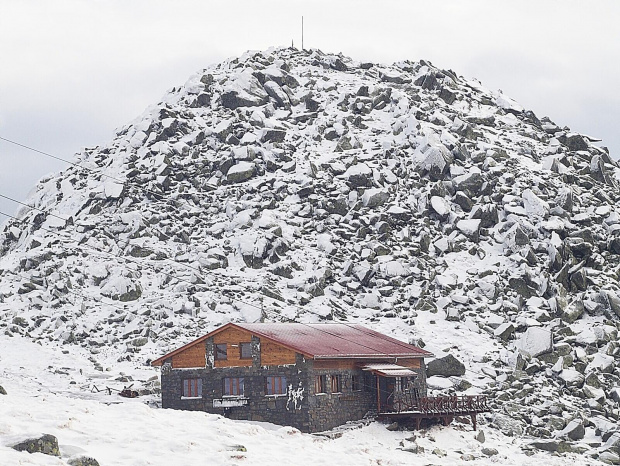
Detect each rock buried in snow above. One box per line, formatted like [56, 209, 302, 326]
[529, 440, 572, 453]
[12, 434, 60, 456]
[426, 354, 465, 377]
[0, 384, 6, 395]
[481, 447, 498, 456]
[517, 327, 552, 358]
[68, 457, 100, 466]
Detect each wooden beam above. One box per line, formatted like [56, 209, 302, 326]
[376, 376, 381, 413]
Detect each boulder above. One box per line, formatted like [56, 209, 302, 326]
[12, 434, 60, 456]
[517, 327, 552, 358]
[0, 384, 6, 395]
[261, 129, 287, 143]
[361, 188, 390, 208]
[430, 196, 451, 217]
[492, 413, 523, 436]
[471, 204, 498, 228]
[263, 81, 290, 108]
[221, 73, 269, 109]
[226, 162, 256, 184]
[456, 219, 481, 242]
[603, 432, 620, 455]
[415, 146, 452, 181]
[343, 163, 373, 187]
[504, 224, 530, 253]
[598, 451, 620, 465]
[558, 369, 585, 388]
[453, 171, 484, 197]
[522, 189, 549, 218]
[558, 419, 585, 441]
[494, 323, 515, 341]
[558, 133, 588, 152]
[529, 440, 572, 453]
[426, 354, 465, 377]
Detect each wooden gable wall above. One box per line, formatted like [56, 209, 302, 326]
[171, 342, 206, 368]
[213, 326, 253, 368]
[261, 339, 296, 365]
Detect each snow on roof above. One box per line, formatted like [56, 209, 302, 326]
[362, 363, 418, 378]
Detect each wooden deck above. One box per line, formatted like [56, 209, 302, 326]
[377, 394, 489, 430]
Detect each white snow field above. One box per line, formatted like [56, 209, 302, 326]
[0, 335, 603, 465]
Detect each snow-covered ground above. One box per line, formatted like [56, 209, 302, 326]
[0, 334, 602, 465]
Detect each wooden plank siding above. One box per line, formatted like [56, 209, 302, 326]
[171, 342, 206, 368]
[313, 359, 357, 370]
[398, 358, 421, 369]
[213, 327, 254, 368]
[261, 340, 296, 365]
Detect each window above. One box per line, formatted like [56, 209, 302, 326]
[222, 377, 244, 396]
[215, 343, 227, 360]
[352, 375, 361, 391]
[331, 375, 342, 393]
[240, 342, 252, 359]
[315, 375, 326, 394]
[182, 378, 202, 398]
[266, 376, 287, 395]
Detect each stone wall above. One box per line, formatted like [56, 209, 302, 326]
[307, 366, 375, 432]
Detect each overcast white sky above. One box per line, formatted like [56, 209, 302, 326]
[1, 0, 619, 219]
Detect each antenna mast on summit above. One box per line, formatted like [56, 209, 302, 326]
[302, 16, 304, 50]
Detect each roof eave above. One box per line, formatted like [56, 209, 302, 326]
[314, 353, 433, 359]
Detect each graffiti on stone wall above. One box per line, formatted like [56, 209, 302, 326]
[286, 382, 304, 411]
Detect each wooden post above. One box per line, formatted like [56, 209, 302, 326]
[376, 376, 381, 413]
[471, 414, 477, 431]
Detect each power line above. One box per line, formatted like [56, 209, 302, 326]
[0, 208, 212, 293]
[0, 192, 208, 280]
[0, 135, 207, 219]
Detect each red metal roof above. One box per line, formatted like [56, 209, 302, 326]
[233, 323, 432, 359]
[151, 322, 432, 366]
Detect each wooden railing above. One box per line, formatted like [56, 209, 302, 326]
[386, 392, 488, 414]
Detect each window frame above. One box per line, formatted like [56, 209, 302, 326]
[182, 378, 203, 399]
[331, 374, 342, 393]
[222, 377, 245, 397]
[315, 374, 327, 394]
[265, 375, 287, 396]
[351, 374, 361, 391]
[239, 342, 252, 360]
[215, 343, 227, 360]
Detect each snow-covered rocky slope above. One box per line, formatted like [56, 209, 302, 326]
[1, 47, 619, 463]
